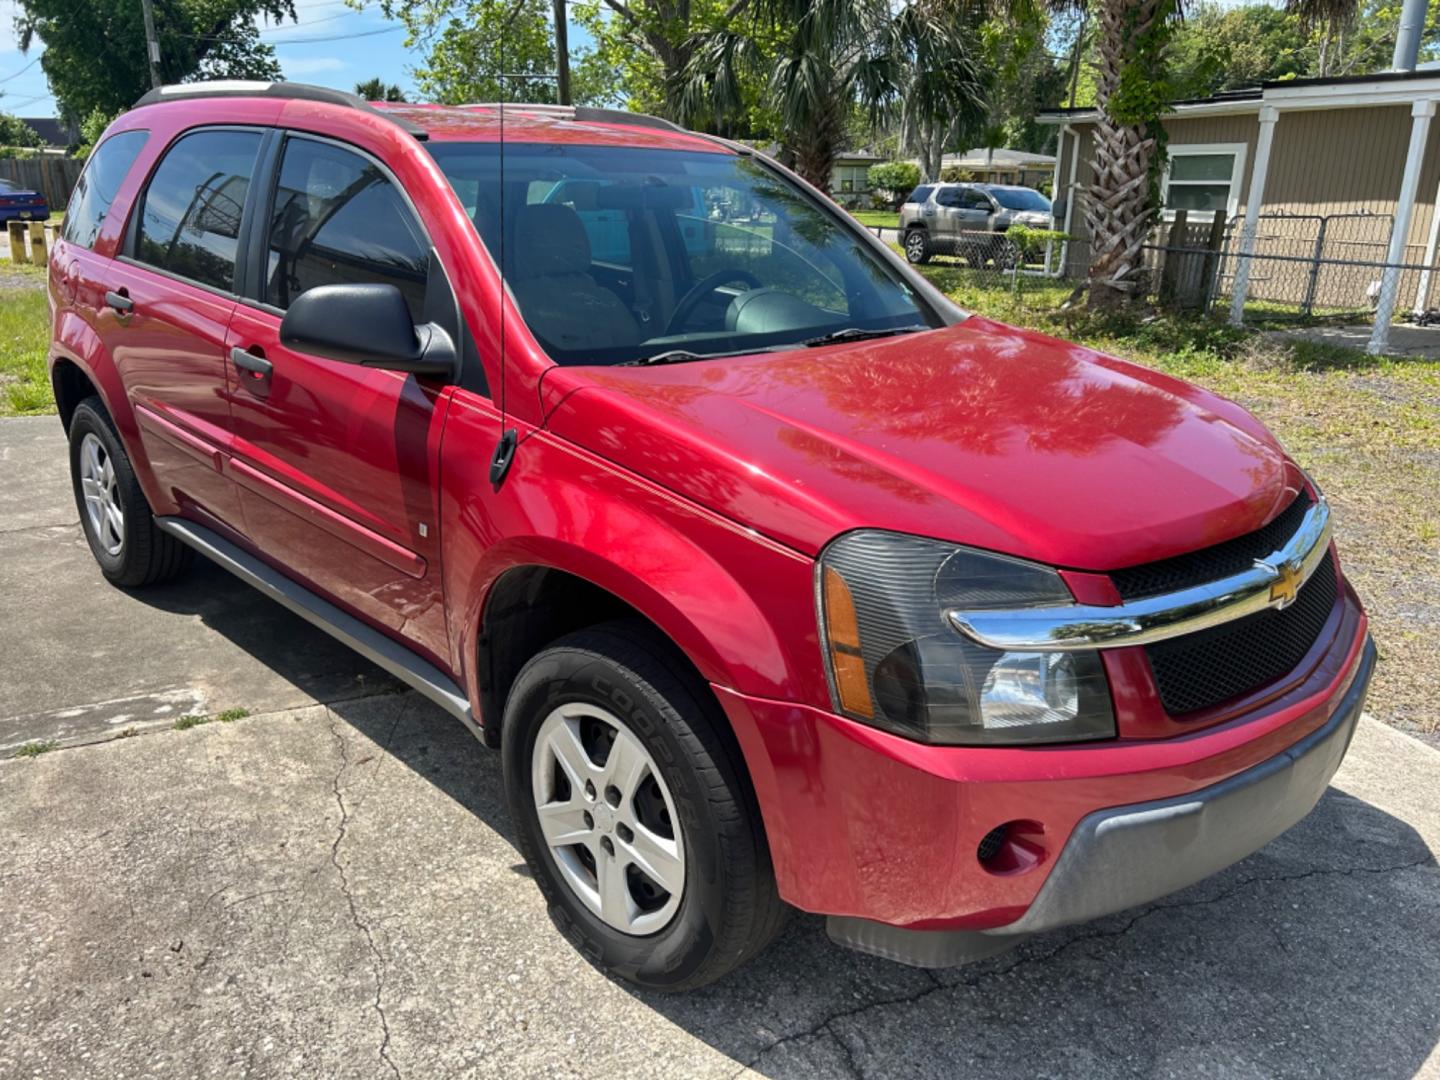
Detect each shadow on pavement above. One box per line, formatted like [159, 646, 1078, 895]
[122, 558, 405, 702]
[326, 692, 1440, 1079]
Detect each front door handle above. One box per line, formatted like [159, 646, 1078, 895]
[104, 290, 132, 313]
[230, 347, 273, 378]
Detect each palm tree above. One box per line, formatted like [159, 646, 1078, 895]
[678, 0, 987, 193]
[355, 78, 407, 103]
[1081, 0, 1357, 307]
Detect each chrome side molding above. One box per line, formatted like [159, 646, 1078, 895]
[948, 497, 1333, 652]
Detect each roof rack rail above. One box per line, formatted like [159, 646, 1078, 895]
[131, 81, 428, 140]
[458, 102, 689, 135]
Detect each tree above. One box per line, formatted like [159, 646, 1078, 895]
[355, 78, 408, 102]
[1167, 4, 1311, 98]
[897, 0, 989, 183]
[868, 161, 921, 208]
[0, 113, 46, 150]
[16, 0, 296, 121]
[1080, 0, 1360, 308]
[679, 0, 989, 192]
[373, 0, 617, 105]
[572, 0, 747, 116]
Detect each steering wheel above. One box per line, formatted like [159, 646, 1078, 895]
[664, 269, 765, 335]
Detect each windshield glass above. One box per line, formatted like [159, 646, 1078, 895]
[0, 179, 20, 194]
[427, 142, 933, 366]
[989, 187, 1051, 212]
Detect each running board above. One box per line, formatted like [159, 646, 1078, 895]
[155, 517, 480, 737]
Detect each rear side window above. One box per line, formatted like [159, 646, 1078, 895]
[263, 136, 429, 321]
[905, 185, 933, 205]
[63, 130, 148, 250]
[134, 129, 262, 292]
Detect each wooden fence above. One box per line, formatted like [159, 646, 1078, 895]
[0, 155, 84, 210]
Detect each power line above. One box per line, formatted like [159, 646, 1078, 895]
[0, 56, 41, 85]
[176, 22, 402, 45]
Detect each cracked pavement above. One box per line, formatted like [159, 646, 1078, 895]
[2, 416, 1440, 1077]
[1, 695, 1437, 1078]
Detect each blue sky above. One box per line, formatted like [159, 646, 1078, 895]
[0, 0, 594, 118]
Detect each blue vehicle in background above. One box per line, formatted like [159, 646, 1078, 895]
[0, 177, 50, 223]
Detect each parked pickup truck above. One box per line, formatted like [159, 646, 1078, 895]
[48, 82, 1373, 991]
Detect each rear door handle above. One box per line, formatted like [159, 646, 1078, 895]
[104, 290, 132, 313]
[230, 347, 273, 378]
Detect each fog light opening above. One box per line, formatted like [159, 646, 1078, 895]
[977, 819, 1047, 876]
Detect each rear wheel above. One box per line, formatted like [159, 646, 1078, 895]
[502, 621, 785, 991]
[68, 396, 190, 587]
[904, 228, 931, 264]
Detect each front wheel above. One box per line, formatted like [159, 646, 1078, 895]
[904, 229, 931, 264]
[502, 622, 785, 991]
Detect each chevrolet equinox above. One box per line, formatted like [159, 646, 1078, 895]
[47, 82, 1374, 990]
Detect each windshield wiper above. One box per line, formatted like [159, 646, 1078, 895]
[618, 349, 713, 367]
[801, 325, 929, 348]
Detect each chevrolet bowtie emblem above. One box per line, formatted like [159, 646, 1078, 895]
[1264, 558, 1304, 609]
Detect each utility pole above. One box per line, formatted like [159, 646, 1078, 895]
[552, 0, 571, 105]
[140, 0, 162, 88]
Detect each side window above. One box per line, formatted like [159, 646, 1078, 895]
[935, 188, 962, 208]
[63, 130, 148, 250]
[264, 137, 429, 322]
[961, 189, 993, 211]
[905, 185, 934, 205]
[134, 129, 261, 292]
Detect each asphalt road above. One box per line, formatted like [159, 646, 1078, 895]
[3, 416, 1439, 1078]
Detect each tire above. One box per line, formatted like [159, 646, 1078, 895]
[502, 621, 786, 991]
[904, 228, 931, 265]
[68, 396, 191, 588]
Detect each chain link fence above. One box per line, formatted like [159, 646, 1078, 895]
[874, 210, 1440, 347]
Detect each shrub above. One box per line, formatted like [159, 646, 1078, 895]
[0, 113, 45, 151]
[867, 161, 921, 209]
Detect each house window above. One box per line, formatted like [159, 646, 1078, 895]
[1163, 143, 1246, 219]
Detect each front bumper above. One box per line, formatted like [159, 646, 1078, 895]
[715, 589, 1371, 961]
[828, 636, 1373, 966]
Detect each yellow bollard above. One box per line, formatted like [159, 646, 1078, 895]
[28, 221, 47, 264]
[5, 220, 27, 264]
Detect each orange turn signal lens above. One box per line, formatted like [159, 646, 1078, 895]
[823, 567, 874, 719]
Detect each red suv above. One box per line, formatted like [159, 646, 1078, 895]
[48, 82, 1373, 990]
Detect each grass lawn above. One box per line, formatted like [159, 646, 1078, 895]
[913, 261, 1440, 740]
[0, 266, 50, 416]
[849, 210, 898, 229]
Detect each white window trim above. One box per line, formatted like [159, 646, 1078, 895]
[1160, 142, 1248, 222]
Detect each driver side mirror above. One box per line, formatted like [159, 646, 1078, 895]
[279, 283, 456, 379]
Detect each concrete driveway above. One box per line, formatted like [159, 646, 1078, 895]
[3, 416, 1439, 1078]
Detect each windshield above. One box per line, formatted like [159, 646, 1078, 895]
[0, 179, 20, 194]
[427, 142, 933, 366]
[989, 188, 1051, 213]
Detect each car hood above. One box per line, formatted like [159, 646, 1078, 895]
[539, 317, 1304, 569]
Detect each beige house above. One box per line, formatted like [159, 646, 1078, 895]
[1042, 69, 1440, 350]
[938, 148, 1056, 188]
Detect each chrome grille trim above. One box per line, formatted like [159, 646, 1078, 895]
[946, 496, 1332, 652]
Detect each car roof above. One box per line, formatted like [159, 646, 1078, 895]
[374, 103, 734, 153]
[125, 81, 732, 155]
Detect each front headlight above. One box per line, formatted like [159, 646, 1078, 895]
[818, 531, 1115, 746]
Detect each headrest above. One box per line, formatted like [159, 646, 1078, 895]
[509, 203, 592, 279]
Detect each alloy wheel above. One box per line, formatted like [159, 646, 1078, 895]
[79, 432, 124, 557]
[905, 232, 926, 262]
[531, 702, 685, 935]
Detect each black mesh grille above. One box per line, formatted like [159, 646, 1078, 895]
[1144, 551, 1337, 716]
[977, 825, 1007, 863]
[1111, 491, 1314, 601]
